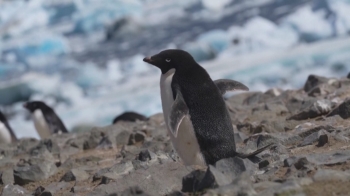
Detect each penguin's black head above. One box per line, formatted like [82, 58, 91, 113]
[143, 49, 195, 74]
[23, 101, 47, 113]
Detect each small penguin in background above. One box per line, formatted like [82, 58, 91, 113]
[0, 111, 17, 144]
[23, 101, 68, 139]
[112, 111, 148, 124]
[143, 49, 271, 166]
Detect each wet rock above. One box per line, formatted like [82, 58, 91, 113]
[327, 98, 350, 119]
[294, 157, 310, 170]
[128, 131, 146, 145]
[181, 170, 210, 192]
[313, 169, 350, 182]
[1, 184, 30, 196]
[259, 160, 269, 169]
[284, 156, 298, 167]
[304, 75, 330, 92]
[137, 149, 156, 162]
[288, 99, 332, 120]
[317, 133, 328, 147]
[32, 186, 52, 196]
[60, 168, 89, 182]
[182, 165, 234, 193]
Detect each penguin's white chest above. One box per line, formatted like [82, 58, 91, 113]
[32, 109, 51, 139]
[0, 122, 12, 144]
[160, 69, 206, 166]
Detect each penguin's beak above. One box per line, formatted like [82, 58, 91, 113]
[22, 103, 27, 108]
[143, 57, 152, 63]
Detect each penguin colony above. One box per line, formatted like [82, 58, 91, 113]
[0, 49, 270, 167]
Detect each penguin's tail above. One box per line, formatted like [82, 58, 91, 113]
[236, 143, 274, 159]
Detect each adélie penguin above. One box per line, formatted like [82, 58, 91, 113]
[23, 101, 68, 139]
[143, 49, 272, 166]
[0, 111, 17, 144]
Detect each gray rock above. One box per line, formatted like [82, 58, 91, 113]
[83, 129, 104, 150]
[204, 173, 256, 196]
[45, 181, 71, 195]
[115, 131, 131, 146]
[16, 138, 40, 154]
[327, 98, 350, 119]
[1, 169, 14, 185]
[1, 184, 30, 196]
[347, 72, 350, 79]
[30, 139, 60, 156]
[234, 132, 248, 144]
[60, 168, 89, 182]
[304, 74, 330, 92]
[89, 162, 188, 196]
[14, 150, 57, 185]
[288, 99, 332, 120]
[313, 169, 350, 182]
[215, 157, 256, 179]
[261, 179, 305, 196]
[305, 150, 350, 165]
[298, 132, 318, 147]
[94, 161, 134, 181]
[96, 136, 114, 149]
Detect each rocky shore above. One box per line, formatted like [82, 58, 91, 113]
[1, 73, 350, 196]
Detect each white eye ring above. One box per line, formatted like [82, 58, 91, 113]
[165, 58, 171, 62]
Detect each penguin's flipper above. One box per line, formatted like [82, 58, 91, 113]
[168, 90, 189, 138]
[43, 110, 69, 134]
[214, 79, 249, 95]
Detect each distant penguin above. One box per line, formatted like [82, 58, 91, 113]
[0, 111, 17, 144]
[112, 111, 148, 124]
[143, 49, 271, 166]
[23, 101, 68, 139]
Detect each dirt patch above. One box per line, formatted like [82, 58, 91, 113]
[303, 181, 350, 196]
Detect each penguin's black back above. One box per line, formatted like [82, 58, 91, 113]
[40, 104, 69, 134]
[0, 111, 17, 142]
[171, 63, 237, 165]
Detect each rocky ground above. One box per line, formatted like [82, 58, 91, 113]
[1, 73, 350, 196]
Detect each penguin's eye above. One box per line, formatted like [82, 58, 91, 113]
[165, 58, 171, 62]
